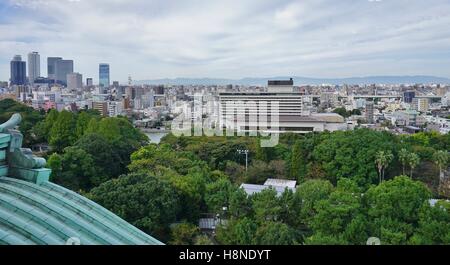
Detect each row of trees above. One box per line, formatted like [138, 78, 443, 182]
[376, 148, 448, 183]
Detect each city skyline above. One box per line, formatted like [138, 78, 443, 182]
[1, 0, 450, 82]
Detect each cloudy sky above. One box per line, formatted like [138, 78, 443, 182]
[1, 0, 450, 82]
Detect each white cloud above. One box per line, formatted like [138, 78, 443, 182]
[1, 0, 450, 81]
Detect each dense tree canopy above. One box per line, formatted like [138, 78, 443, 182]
[88, 172, 180, 241]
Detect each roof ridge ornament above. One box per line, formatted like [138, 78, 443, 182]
[0, 113, 51, 184]
[0, 113, 22, 133]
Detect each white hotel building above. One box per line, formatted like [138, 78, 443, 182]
[218, 78, 347, 134]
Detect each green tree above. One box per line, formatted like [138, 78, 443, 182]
[75, 133, 123, 181]
[75, 111, 96, 138]
[407, 153, 420, 179]
[34, 108, 59, 141]
[215, 217, 257, 245]
[194, 235, 214, 245]
[433, 150, 449, 180]
[254, 222, 299, 245]
[305, 233, 348, 245]
[47, 147, 96, 191]
[204, 177, 235, 214]
[333, 107, 350, 118]
[375, 150, 394, 183]
[290, 140, 307, 182]
[365, 176, 431, 245]
[410, 200, 450, 245]
[398, 148, 409, 176]
[169, 223, 200, 245]
[308, 179, 367, 245]
[311, 129, 397, 188]
[169, 172, 207, 222]
[296, 179, 334, 227]
[88, 172, 180, 241]
[228, 188, 252, 218]
[49, 110, 76, 152]
[251, 188, 281, 223]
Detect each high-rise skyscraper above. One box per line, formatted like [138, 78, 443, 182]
[27, 52, 40, 84]
[99, 63, 110, 87]
[10, 55, 26, 86]
[67, 72, 83, 90]
[365, 101, 374, 124]
[56, 60, 74, 85]
[47, 57, 62, 81]
[47, 57, 73, 85]
[86, 78, 93, 86]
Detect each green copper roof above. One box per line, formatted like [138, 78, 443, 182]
[0, 113, 163, 245]
[0, 176, 163, 245]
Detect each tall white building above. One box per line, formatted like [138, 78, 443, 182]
[108, 101, 123, 117]
[218, 79, 346, 134]
[66, 72, 83, 90]
[27, 52, 40, 84]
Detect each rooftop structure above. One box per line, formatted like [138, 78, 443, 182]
[0, 114, 162, 245]
[240, 178, 297, 196]
[267, 78, 294, 93]
[263, 178, 297, 188]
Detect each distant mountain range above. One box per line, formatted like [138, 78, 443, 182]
[134, 75, 450, 86]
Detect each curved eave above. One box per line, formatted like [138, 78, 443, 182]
[0, 177, 163, 245]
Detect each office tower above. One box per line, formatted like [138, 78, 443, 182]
[365, 101, 374, 124]
[112, 81, 119, 88]
[56, 60, 74, 85]
[47, 57, 62, 81]
[86, 78, 93, 86]
[10, 55, 27, 86]
[27, 52, 40, 84]
[67, 72, 83, 90]
[403, 91, 416, 103]
[99, 63, 110, 87]
[47, 57, 73, 84]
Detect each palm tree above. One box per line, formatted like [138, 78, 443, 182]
[375, 150, 394, 184]
[375, 151, 385, 184]
[398, 148, 409, 176]
[407, 153, 420, 179]
[433, 150, 449, 182]
[384, 151, 394, 181]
